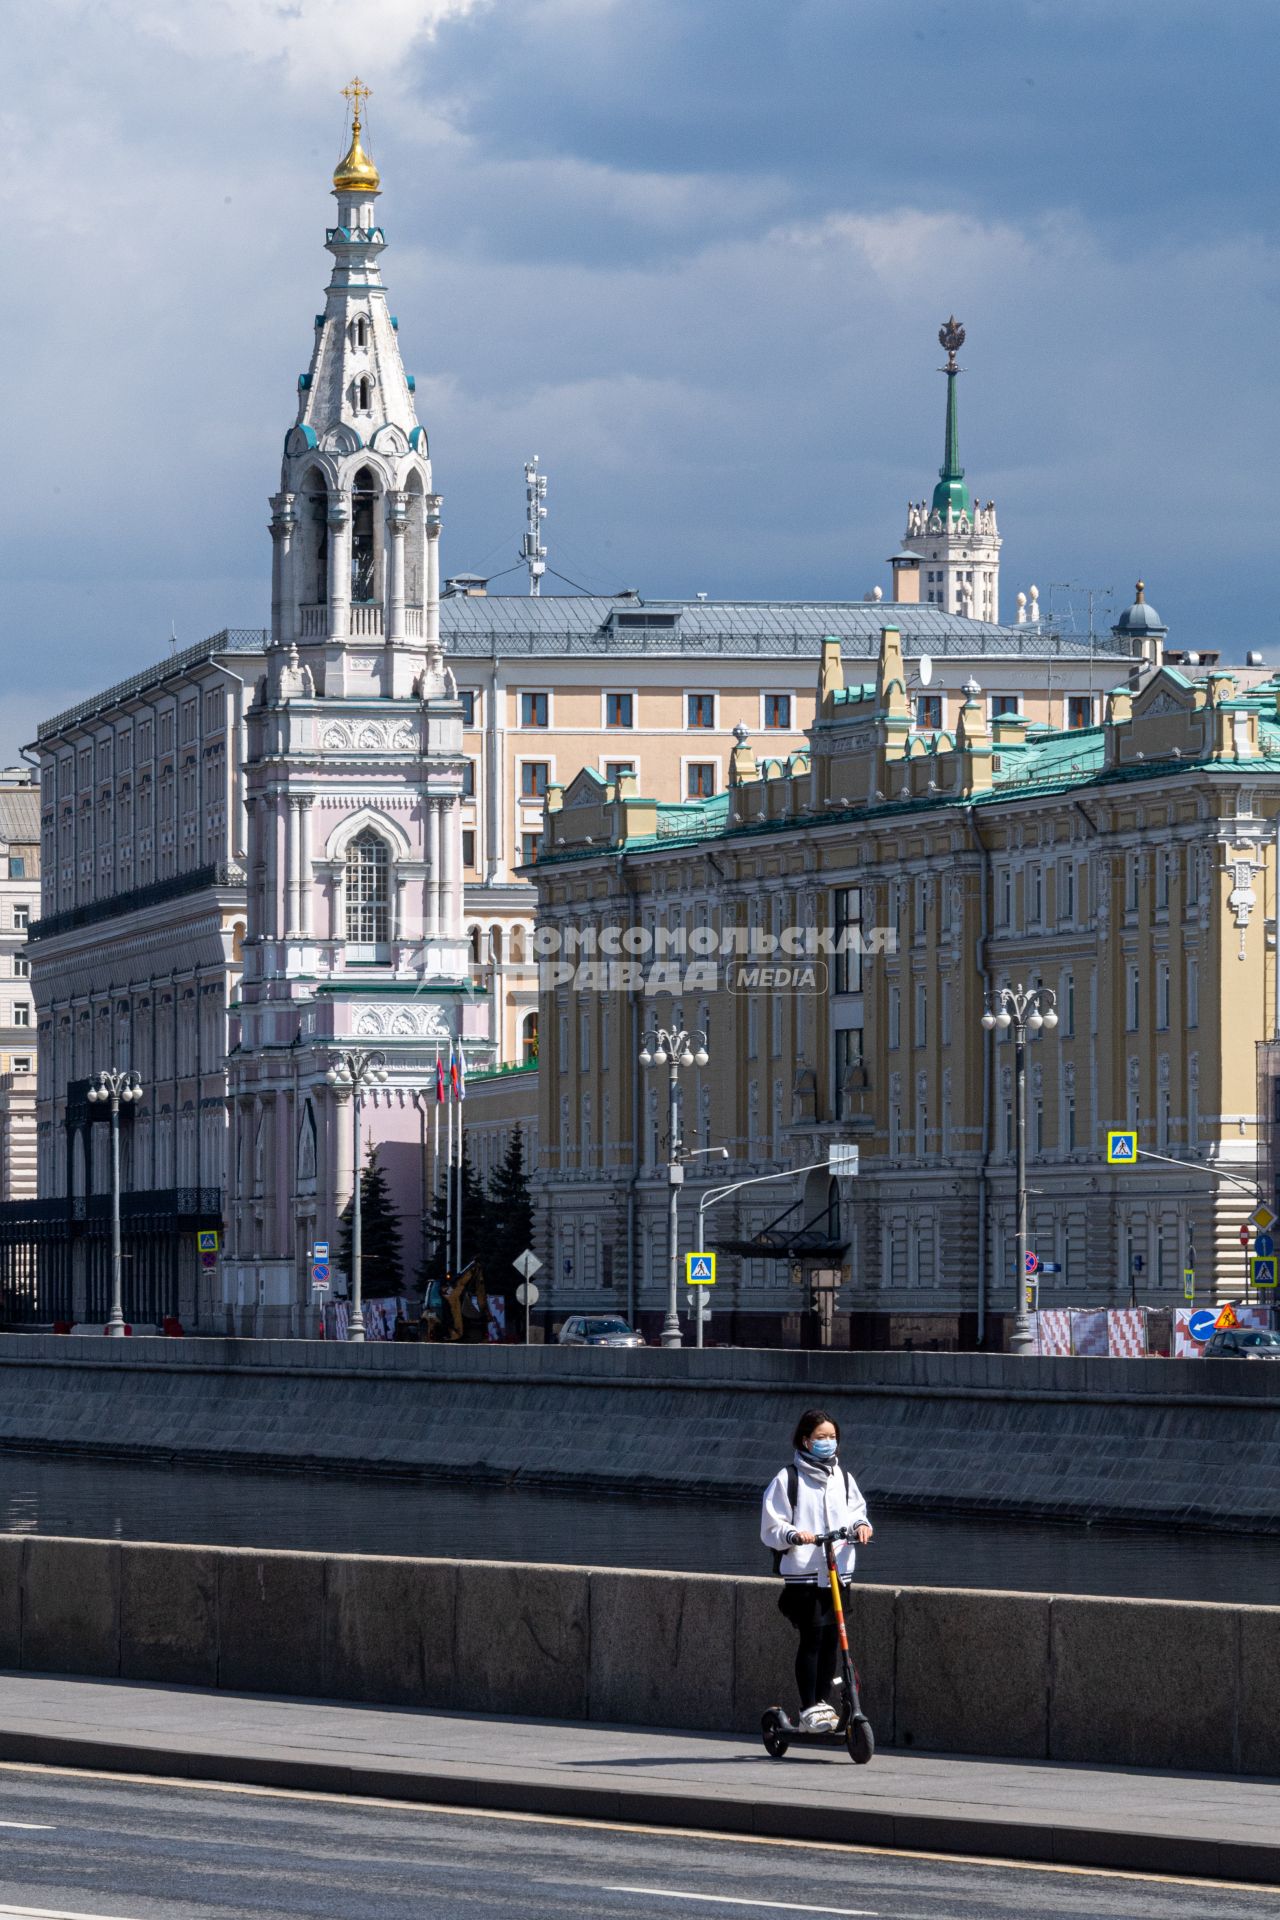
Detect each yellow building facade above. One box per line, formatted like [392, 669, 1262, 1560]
[528, 628, 1280, 1347]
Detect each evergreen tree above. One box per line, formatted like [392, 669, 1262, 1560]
[482, 1127, 535, 1296]
[337, 1143, 405, 1297]
[420, 1136, 488, 1287]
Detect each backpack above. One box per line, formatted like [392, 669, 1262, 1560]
[769, 1464, 858, 1574]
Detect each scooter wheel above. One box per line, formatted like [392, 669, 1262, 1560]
[846, 1714, 875, 1765]
[761, 1709, 790, 1759]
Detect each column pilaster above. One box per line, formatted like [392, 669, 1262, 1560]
[327, 496, 351, 642]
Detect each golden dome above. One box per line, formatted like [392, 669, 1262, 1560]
[333, 78, 380, 195]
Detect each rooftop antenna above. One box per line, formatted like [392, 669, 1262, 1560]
[169, 620, 178, 657]
[522, 457, 548, 596]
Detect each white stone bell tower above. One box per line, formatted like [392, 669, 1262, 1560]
[225, 82, 491, 1336]
[269, 76, 442, 701]
[899, 317, 1002, 622]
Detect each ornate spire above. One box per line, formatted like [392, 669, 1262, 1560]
[932, 316, 972, 519]
[333, 77, 380, 197]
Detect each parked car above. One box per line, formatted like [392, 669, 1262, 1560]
[557, 1315, 646, 1348]
[1202, 1328, 1280, 1359]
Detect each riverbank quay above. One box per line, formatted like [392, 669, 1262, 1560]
[2, 1537, 1280, 1780]
[2, 1335, 1280, 1529]
[0, 1670, 1274, 1884]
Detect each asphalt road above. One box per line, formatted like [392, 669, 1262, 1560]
[0, 1767, 1272, 1920]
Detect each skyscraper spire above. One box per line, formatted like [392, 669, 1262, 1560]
[932, 316, 971, 519]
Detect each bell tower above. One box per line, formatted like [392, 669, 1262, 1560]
[269, 76, 442, 702]
[900, 318, 1002, 622]
[227, 84, 490, 1336]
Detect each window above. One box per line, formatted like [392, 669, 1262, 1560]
[458, 690, 477, 727]
[915, 694, 943, 731]
[1186, 846, 1200, 906]
[521, 691, 549, 729]
[521, 833, 540, 866]
[686, 763, 716, 799]
[1061, 971, 1075, 1037]
[888, 986, 901, 1051]
[1060, 861, 1075, 924]
[605, 761, 634, 784]
[521, 762, 549, 799]
[996, 868, 1013, 928]
[460, 760, 475, 798]
[1065, 1096, 1076, 1152]
[7, 857, 23, 879]
[522, 1013, 539, 1065]
[13, 956, 28, 979]
[1156, 851, 1170, 911]
[344, 830, 390, 944]
[833, 887, 861, 994]
[354, 316, 368, 349]
[1126, 964, 1140, 1032]
[12, 905, 28, 931]
[1157, 961, 1171, 1030]
[940, 979, 951, 1047]
[1028, 865, 1043, 926]
[11, 1057, 29, 1074]
[1186, 956, 1199, 1029]
[1125, 854, 1140, 912]
[13, 1005, 29, 1028]
[990, 695, 1019, 720]
[834, 1028, 862, 1121]
[606, 693, 634, 729]
[1067, 696, 1093, 730]
[356, 375, 371, 411]
[914, 981, 927, 1047]
[764, 693, 792, 730]
[462, 830, 476, 869]
[687, 693, 715, 730]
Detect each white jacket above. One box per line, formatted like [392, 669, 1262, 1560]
[760, 1451, 870, 1582]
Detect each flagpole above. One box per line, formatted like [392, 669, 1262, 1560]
[454, 1053, 464, 1279]
[445, 1065, 453, 1284]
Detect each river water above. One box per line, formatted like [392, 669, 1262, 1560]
[1, 1449, 1278, 1603]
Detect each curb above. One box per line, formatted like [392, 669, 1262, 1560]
[0, 1729, 1272, 1885]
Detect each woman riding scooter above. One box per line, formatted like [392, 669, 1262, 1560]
[761, 1408, 873, 1732]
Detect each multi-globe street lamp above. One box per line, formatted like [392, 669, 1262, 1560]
[639, 1026, 709, 1349]
[86, 1069, 145, 1338]
[325, 1049, 389, 1341]
[981, 983, 1059, 1356]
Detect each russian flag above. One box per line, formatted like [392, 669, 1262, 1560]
[450, 1047, 459, 1101]
[436, 1054, 446, 1104]
[457, 1047, 467, 1103]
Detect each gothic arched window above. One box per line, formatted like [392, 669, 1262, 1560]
[345, 829, 390, 943]
[356, 376, 371, 411]
[354, 317, 368, 349]
[351, 465, 377, 603]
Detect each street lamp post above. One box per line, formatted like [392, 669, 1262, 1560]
[981, 983, 1059, 1356]
[325, 1049, 389, 1341]
[639, 1025, 709, 1349]
[86, 1069, 145, 1337]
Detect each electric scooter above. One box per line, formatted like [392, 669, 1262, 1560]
[761, 1525, 875, 1764]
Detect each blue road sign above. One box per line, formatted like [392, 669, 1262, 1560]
[1024, 1251, 1040, 1276]
[1040, 1261, 1062, 1274]
[1257, 1232, 1276, 1259]
[686, 1252, 716, 1285]
[1132, 1254, 1145, 1274]
[1187, 1309, 1217, 1342]
[1253, 1255, 1278, 1290]
[1107, 1130, 1138, 1164]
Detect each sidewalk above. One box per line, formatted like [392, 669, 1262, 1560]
[0, 1671, 1274, 1885]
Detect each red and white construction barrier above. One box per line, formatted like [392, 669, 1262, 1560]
[1107, 1307, 1147, 1358]
[1034, 1309, 1073, 1356]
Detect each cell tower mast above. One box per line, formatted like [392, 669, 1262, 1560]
[522, 457, 548, 595]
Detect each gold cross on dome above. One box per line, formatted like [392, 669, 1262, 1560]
[342, 76, 372, 128]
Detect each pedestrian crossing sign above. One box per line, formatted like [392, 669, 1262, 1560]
[196, 1230, 220, 1253]
[686, 1252, 716, 1285]
[1253, 1256, 1279, 1290]
[1106, 1131, 1138, 1165]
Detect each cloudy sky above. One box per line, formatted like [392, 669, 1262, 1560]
[2, 0, 1274, 756]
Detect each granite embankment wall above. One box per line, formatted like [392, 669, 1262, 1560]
[1, 1335, 1279, 1528]
[0, 1534, 1277, 1775]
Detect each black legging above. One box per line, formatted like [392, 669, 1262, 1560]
[778, 1583, 841, 1711]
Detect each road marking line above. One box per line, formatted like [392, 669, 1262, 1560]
[0, 1907, 141, 1919]
[608, 1896, 877, 1917]
[0, 1762, 1274, 1896]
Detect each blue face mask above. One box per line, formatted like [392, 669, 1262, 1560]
[807, 1437, 837, 1462]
